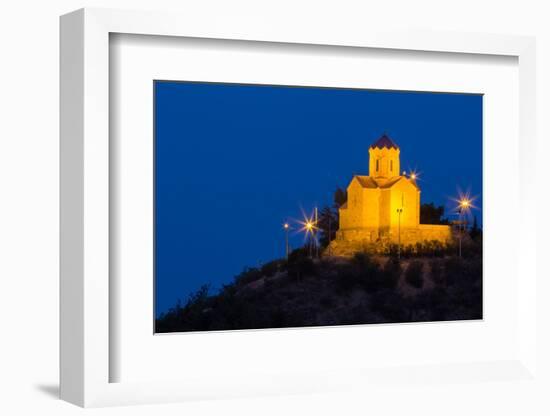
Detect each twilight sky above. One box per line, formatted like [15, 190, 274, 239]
[154, 81, 482, 317]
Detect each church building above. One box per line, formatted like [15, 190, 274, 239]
[331, 134, 451, 254]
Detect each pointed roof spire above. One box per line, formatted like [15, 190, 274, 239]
[370, 133, 399, 150]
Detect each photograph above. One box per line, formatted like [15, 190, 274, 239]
[1, 0, 543, 413]
[154, 81, 483, 333]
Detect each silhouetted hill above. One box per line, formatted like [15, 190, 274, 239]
[156, 239, 482, 333]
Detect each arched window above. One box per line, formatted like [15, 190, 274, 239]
[390, 160, 393, 172]
[376, 160, 379, 172]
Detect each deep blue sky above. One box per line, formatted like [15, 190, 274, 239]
[154, 81, 482, 316]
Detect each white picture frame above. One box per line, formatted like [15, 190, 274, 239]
[60, 7, 538, 408]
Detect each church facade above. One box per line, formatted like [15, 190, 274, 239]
[330, 134, 451, 256]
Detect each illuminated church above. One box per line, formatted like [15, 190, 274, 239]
[331, 134, 451, 255]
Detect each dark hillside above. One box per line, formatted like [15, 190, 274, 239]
[156, 239, 482, 333]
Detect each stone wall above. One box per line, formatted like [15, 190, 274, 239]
[418, 224, 452, 242]
[336, 227, 379, 243]
[330, 224, 452, 257]
[337, 224, 451, 244]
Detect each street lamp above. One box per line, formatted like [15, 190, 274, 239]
[460, 199, 471, 210]
[299, 208, 318, 259]
[283, 222, 290, 260]
[407, 169, 420, 181]
[396, 207, 403, 260]
[327, 212, 332, 257]
[314, 206, 319, 259]
[305, 220, 315, 258]
[396, 193, 404, 260]
[457, 198, 471, 258]
[303, 221, 311, 257]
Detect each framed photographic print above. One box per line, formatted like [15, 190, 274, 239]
[60, 8, 539, 408]
[153, 81, 483, 333]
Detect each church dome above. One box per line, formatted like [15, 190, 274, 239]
[370, 134, 399, 150]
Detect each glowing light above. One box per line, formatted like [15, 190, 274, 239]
[283, 223, 289, 229]
[296, 209, 319, 235]
[407, 169, 420, 181]
[451, 188, 478, 216]
[460, 199, 471, 208]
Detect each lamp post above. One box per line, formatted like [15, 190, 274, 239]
[314, 206, 319, 259]
[457, 198, 471, 258]
[305, 220, 314, 258]
[283, 222, 290, 260]
[457, 208, 463, 258]
[300, 208, 318, 259]
[396, 193, 404, 260]
[327, 213, 332, 257]
[396, 207, 403, 260]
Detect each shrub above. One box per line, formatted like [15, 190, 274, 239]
[287, 248, 316, 280]
[415, 242, 424, 256]
[269, 308, 288, 328]
[353, 252, 380, 277]
[430, 240, 446, 257]
[234, 267, 263, 286]
[401, 244, 415, 258]
[185, 284, 210, 307]
[334, 264, 358, 294]
[288, 247, 308, 262]
[155, 284, 214, 332]
[430, 259, 445, 286]
[460, 237, 483, 259]
[370, 289, 410, 322]
[411, 286, 449, 321]
[352, 251, 372, 268]
[348, 252, 387, 293]
[386, 243, 399, 258]
[261, 259, 285, 277]
[320, 295, 335, 308]
[443, 256, 465, 286]
[465, 256, 482, 284]
[405, 260, 424, 289]
[380, 258, 401, 290]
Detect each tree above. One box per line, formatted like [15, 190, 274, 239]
[405, 260, 424, 289]
[317, 206, 338, 247]
[315, 187, 347, 248]
[469, 215, 481, 239]
[420, 203, 448, 225]
[333, 187, 347, 208]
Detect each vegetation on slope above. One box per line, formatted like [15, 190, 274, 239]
[155, 235, 482, 333]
